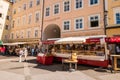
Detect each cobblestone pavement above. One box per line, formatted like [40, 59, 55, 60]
[0, 55, 120, 80]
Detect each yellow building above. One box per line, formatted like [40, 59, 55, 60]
[6, 0, 107, 43]
[42, 0, 106, 40]
[106, 0, 120, 37]
[9, 0, 42, 44]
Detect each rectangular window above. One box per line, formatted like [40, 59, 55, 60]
[13, 9, 16, 14]
[54, 4, 59, 14]
[35, 30, 38, 37]
[28, 14, 32, 24]
[64, 1, 70, 12]
[90, 0, 98, 5]
[35, 12, 40, 22]
[0, 13, 2, 17]
[36, 0, 40, 5]
[90, 15, 99, 27]
[23, 4, 26, 10]
[29, 1, 33, 8]
[11, 33, 14, 39]
[116, 13, 120, 24]
[5, 25, 9, 30]
[27, 31, 30, 38]
[75, 18, 83, 29]
[63, 21, 70, 30]
[7, 16, 9, 20]
[75, 0, 83, 9]
[46, 7, 50, 16]
[22, 16, 26, 25]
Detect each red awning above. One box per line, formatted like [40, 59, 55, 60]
[42, 40, 55, 44]
[105, 37, 120, 43]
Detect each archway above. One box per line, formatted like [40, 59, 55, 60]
[43, 24, 60, 40]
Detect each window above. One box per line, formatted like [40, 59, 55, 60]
[28, 14, 32, 24]
[12, 20, 15, 28]
[64, 1, 70, 12]
[11, 33, 14, 39]
[23, 4, 26, 10]
[89, 15, 99, 28]
[90, 0, 98, 5]
[29, 1, 33, 8]
[6, 16, 9, 20]
[45, 7, 50, 16]
[115, 13, 120, 24]
[13, 9, 16, 14]
[27, 31, 31, 38]
[0, 13, 2, 17]
[75, 0, 83, 9]
[35, 30, 38, 37]
[54, 4, 59, 14]
[36, 0, 40, 5]
[22, 16, 26, 25]
[63, 20, 70, 30]
[35, 12, 40, 22]
[75, 17, 84, 29]
[5, 25, 9, 30]
[17, 18, 20, 26]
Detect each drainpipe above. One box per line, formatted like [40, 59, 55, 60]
[40, 0, 45, 42]
[103, 0, 108, 35]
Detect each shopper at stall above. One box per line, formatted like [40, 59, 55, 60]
[116, 44, 120, 54]
[23, 47, 28, 62]
[19, 48, 24, 62]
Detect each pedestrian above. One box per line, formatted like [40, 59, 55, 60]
[19, 48, 24, 62]
[31, 47, 34, 56]
[23, 47, 28, 62]
[116, 44, 120, 54]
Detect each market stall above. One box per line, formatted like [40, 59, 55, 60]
[54, 35, 109, 67]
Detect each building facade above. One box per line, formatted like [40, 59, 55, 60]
[42, 0, 106, 40]
[9, 0, 42, 43]
[3, 0, 107, 43]
[106, 0, 120, 37]
[0, 0, 9, 41]
[1, 0, 13, 43]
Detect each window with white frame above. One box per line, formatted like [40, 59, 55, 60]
[35, 30, 38, 37]
[64, 1, 70, 12]
[29, 1, 33, 8]
[90, 0, 98, 5]
[36, 0, 40, 5]
[28, 14, 32, 24]
[63, 20, 70, 30]
[75, 0, 83, 9]
[17, 17, 20, 26]
[11, 33, 14, 39]
[75, 17, 83, 29]
[22, 16, 26, 25]
[21, 31, 24, 38]
[35, 12, 40, 22]
[27, 31, 31, 38]
[45, 7, 50, 16]
[89, 15, 99, 28]
[54, 4, 59, 14]
[115, 12, 120, 24]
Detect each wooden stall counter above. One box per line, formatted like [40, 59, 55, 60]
[111, 55, 120, 71]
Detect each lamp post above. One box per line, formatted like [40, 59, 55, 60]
[103, 0, 108, 35]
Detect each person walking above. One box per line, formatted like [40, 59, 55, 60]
[23, 47, 28, 62]
[19, 48, 24, 62]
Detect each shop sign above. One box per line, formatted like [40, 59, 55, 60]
[86, 38, 100, 43]
[42, 40, 55, 44]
